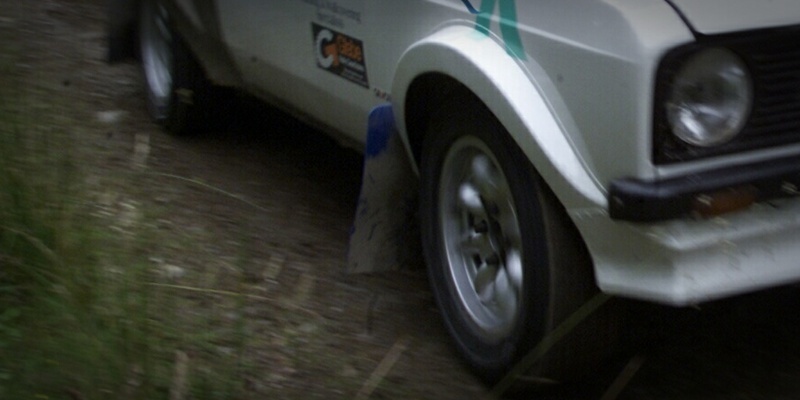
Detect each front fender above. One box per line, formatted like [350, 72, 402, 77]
[392, 25, 606, 212]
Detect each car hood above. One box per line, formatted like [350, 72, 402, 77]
[668, 0, 800, 34]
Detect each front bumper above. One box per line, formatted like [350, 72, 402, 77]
[575, 197, 800, 306]
[609, 154, 800, 222]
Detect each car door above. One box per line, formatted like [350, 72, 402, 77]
[215, 1, 475, 143]
[215, 0, 376, 143]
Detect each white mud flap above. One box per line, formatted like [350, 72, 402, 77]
[347, 105, 420, 273]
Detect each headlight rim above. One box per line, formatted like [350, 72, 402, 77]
[653, 42, 757, 165]
[665, 47, 754, 148]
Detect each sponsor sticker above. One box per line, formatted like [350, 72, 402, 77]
[464, 0, 526, 60]
[312, 23, 369, 88]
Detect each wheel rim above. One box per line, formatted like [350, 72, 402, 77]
[140, 1, 173, 118]
[438, 136, 524, 342]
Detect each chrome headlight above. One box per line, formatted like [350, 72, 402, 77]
[665, 48, 753, 147]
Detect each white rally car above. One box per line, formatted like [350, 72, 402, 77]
[109, 0, 800, 384]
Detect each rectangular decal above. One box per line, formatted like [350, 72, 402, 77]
[312, 23, 369, 88]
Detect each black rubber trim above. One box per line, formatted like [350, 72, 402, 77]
[609, 154, 800, 222]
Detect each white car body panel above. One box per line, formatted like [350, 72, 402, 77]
[581, 198, 800, 305]
[123, 0, 800, 305]
[669, 0, 800, 34]
[217, 1, 372, 142]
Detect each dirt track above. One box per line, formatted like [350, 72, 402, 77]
[4, 1, 800, 399]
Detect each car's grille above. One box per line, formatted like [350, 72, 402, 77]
[747, 41, 800, 140]
[654, 24, 800, 164]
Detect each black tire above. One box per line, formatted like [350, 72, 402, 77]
[138, 0, 213, 135]
[420, 97, 616, 385]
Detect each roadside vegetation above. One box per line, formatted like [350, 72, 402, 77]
[0, 72, 160, 399]
[0, 56, 260, 399]
[0, 59, 373, 400]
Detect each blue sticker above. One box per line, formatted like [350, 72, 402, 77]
[365, 104, 396, 158]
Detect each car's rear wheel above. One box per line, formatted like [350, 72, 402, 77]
[139, 0, 210, 135]
[420, 97, 616, 385]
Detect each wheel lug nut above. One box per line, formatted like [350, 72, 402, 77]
[474, 220, 489, 233]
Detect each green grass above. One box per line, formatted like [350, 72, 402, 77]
[0, 57, 259, 398]
[0, 88, 332, 398]
[0, 90, 150, 398]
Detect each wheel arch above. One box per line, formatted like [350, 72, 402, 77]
[107, 0, 140, 62]
[393, 25, 606, 213]
[107, 0, 242, 88]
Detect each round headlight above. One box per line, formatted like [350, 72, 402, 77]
[666, 48, 752, 147]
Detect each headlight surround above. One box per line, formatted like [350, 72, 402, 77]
[665, 48, 753, 147]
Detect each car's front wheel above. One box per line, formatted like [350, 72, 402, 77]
[420, 97, 614, 385]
